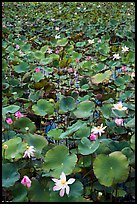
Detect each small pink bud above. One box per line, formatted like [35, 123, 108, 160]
[115, 118, 124, 126]
[6, 118, 13, 125]
[55, 49, 59, 54]
[21, 176, 31, 188]
[35, 68, 40, 73]
[98, 39, 101, 43]
[16, 44, 20, 49]
[89, 133, 97, 141]
[86, 56, 91, 60]
[68, 68, 73, 73]
[76, 58, 79, 63]
[121, 65, 127, 71]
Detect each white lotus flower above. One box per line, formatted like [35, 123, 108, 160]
[55, 27, 59, 31]
[91, 123, 107, 136]
[112, 101, 127, 111]
[47, 48, 53, 54]
[52, 172, 75, 197]
[113, 53, 121, 60]
[88, 39, 94, 44]
[55, 34, 61, 39]
[122, 46, 129, 53]
[23, 146, 35, 158]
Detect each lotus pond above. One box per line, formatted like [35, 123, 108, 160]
[2, 2, 135, 202]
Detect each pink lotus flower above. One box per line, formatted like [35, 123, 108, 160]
[121, 65, 127, 71]
[21, 176, 31, 188]
[35, 67, 40, 73]
[6, 118, 13, 125]
[89, 133, 97, 141]
[76, 58, 79, 63]
[98, 39, 101, 43]
[115, 118, 124, 126]
[86, 56, 91, 60]
[16, 44, 20, 49]
[68, 68, 73, 73]
[15, 111, 24, 119]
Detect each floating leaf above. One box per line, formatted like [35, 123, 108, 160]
[56, 38, 68, 46]
[2, 105, 20, 116]
[59, 96, 76, 112]
[22, 133, 48, 154]
[2, 137, 27, 160]
[59, 120, 86, 139]
[31, 72, 45, 82]
[47, 128, 63, 140]
[2, 163, 20, 188]
[91, 70, 112, 85]
[73, 101, 95, 118]
[28, 179, 50, 202]
[32, 99, 54, 116]
[14, 117, 36, 133]
[14, 62, 29, 73]
[93, 151, 129, 187]
[43, 145, 77, 177]
[12, 183, 28, 202]
[78, 137, 100, 155]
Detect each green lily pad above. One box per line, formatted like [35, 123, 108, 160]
[78, 137, 100, 155]
[130, 134, 135, 150]
[2, 137, 28, 160]
[12, 183, 28, 202]
[28, 179, 50, 202]
[31, 72, 45, 82]
[56, 38, 68, 46]
[33, 51, 44, 59]
[47, 128, 63, 140]
[91, 70, 112, 85]
[2, 163, 20, 188]
[112, 109, 127, 118]
[43, 145, 77, 177]
[73, 101, 95, 118]
[100, 104, 112, 119]
[14, 62, 29, 73]
[59, 120, 86, 139]
[93, 151, 129, 187]
[32, 99, 54, 116]
[113, 188, 127, 197]
[125, 117, 135, 128]
[14, 117, 36, 133]
[22, 133, 48, 154]
[2, 105, 20, 116]
[59, 96, 76, 112]
[74, 125, 90, 139]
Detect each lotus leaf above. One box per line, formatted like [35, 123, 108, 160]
[93, 151, 129, 187]
[32, 99, 54, 116]
[2, 163, 20, 188]
[73, 101, 95, 118]
[43, 145, 77, 177]
[78, 137, 100, 155]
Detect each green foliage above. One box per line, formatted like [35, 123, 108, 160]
[2, 1, 135, 202]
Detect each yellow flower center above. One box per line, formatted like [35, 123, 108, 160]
[117, 105, 123, 109]
[61, 179, 66, 185]
[97, 126, 101, 129]
[3, 144, 8, 149]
